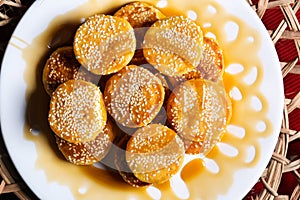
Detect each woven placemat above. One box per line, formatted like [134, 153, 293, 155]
[1, 0, 300, 199]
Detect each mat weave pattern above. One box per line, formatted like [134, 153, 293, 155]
[1, 0, 300, 199]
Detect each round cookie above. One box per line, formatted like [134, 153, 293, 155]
[198, 37, 224, 80]
[182, 37, 224, 82]
[42, 46, 99, 95]
[167, 79, 227, 155]
[114, 2, 166, 66]
[164, 37, 225, 90]
[143, 15, 203, 76]
[56, 120, 115, 165]
[49, 79, 107, 143]
[74, 14, 136, 75]
[184, 91, 232, 155]
[126, 124, 185, 184]
[114, 1, 165, 28]
[114, 134, 150, 187]
[104, 65, 165, 128]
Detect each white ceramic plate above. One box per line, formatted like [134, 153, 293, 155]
[0, 0, 284, 199]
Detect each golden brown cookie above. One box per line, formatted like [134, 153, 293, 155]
[114, 134, 150, 187]
[49, 79, 107, 143]
[74, 14, 136, 75]
[184, 85, 232, 155]
[167, 79, 227, 155]
[104, 65, 164, 128]
[114, 2, 165, 28]
[182, 37, 224, 81]
[165, 37, 225, 91]
[42, 46, 99, 95]
[143, 16, 203, 76]
[56, 120, 115, 165]
[115, 2, 166, 66]
[126, 124, 185, 184]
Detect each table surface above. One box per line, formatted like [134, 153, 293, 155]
[0, 0, 299, 200]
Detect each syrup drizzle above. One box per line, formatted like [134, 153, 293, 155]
[21, 0, 271, 199]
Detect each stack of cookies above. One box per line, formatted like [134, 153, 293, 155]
[42, 2, 231, 187]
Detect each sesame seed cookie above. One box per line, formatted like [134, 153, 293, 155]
[164, 37, 224, 90]
[114, 134, 150, 187]
[42, 46, 99, 95]
[74, 14, 136, 75]
[183, 91, 232, 155]
[56, 119, 115, 165]
[126, 124, 185, 184]
[181, 37, 224, 82]
[143, 16, 203, 76]
[114, 2, 165, 29]
[167, 79, 227, 155]
[49, 79, 107, 143]
[114, 2, 166, 65]
[104, 65, 165, 128]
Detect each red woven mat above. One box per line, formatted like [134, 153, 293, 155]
[244, 1, 300, 199]
[1, 0, 299, 200]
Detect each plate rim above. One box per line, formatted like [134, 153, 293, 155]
[0, 0, 284, 199]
